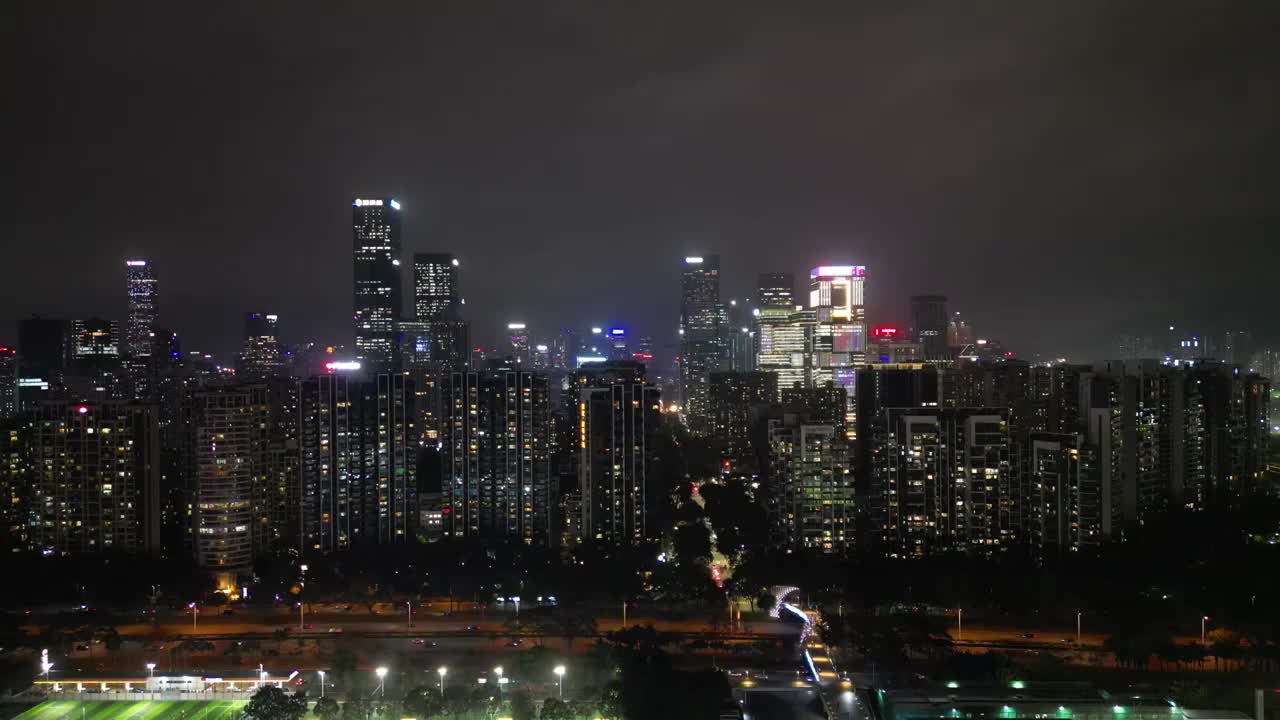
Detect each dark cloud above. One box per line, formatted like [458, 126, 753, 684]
[5, 1, 1279, 361]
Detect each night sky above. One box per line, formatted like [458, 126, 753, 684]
[7, 2, 1280, 362]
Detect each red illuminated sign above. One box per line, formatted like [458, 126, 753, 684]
[872, 326, 899, 339]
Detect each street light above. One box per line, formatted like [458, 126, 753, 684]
[437, 666, 447, 697]
[1076, 611, 1082, 645]
[188, 602, 198, 633]
[1201, 616, 1210, 644]
[554, 665, 566, 699]
[41, 660, 53, 683]
[493, 667, 504, 698]
[375, 667, 388, 697]
[317, 670, 325, 699]
[146, 662, 155, 689]
[956, 609, 963, 641]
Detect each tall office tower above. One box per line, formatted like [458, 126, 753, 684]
[575, 361, 661, 545]
[238, 313, 284, 379]
[69, 318, 121, 358]
[124, 260, 158, 399]
[28, 401, 161, 556]
[808, 265, 867, 429]
[124, 260, 158, 357]
[352, 197, 403, 373]
[1028, 432, 1101, 557]
[298, 373, 417, 553]
[1113, 334, 1155, 360]
[679, 255, 725, 433]
[506, 323, 530, 363]
[1213, 331, 1254, 366]
[0, 347, 15, 419]
[709, 371, 777, 472]
[868, 407, 1011, 558]
[413, 253, 460, 321]
[17, 317, 65, 409]
[551, 329, 580, 371]
[439, 368, 552, 544]
[757, 273, 795, 309]
[909, 295, 948, 362]
[725, 300, 756, 372]
[767, 416, 854, 554]
[606, 328, 628, 360]
[191, 384, 270, 588]
[756, 306, 814, 396]
[66, 318, 128, 401]
[947, 312, 975, 349]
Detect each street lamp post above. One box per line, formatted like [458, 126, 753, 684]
[1076, 611, 1082, 645]
[299, 565, 308, 632]
[493, 667, 503, 698]
[957, 609, 962, 642]
[146, 662, 155, 695]
[554, 665, 565, 699]
[1201, 616, 1210, 644]
[437, 667, 447, 697]
[407, 599, 413, 628]
[318, 671, 325, 699]
[375, 667, 388, 698]
[189, 603, 198, 633]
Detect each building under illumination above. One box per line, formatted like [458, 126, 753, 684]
[125, 260, 157, 358]
[808, 265, 866, 425]
[352, 197, 403, 373]
[237, 312, 284, 378]
[679, 255, 726, 433]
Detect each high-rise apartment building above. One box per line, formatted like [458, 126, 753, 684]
[868, 407, 1011, 557]
[298, 373, 417, 553]
[69, 318, 121, 358]
[0, 347, 15, 419]
[352, 197, 402, 372]
[1028, 432, 1101, 556]
[679, 255, 725, 433]
[28, 401, 161, 556]
[767, 416, 854, 554]
[909, 295, 948, 362]
[575, 361, 661, 545]
[440, 368, 552, 544]
[709, 371, 777, 471]
[507, 323, 530, 363]
[17, 317, 65, 409]
[191, 384, 270, 587]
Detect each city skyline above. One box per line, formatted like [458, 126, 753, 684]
[8, 3, 1280, 361]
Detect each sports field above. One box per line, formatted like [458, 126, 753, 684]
[14, 701, 246, 720]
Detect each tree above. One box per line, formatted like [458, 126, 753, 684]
[342, 698, 370, 720]
[401, 686, 441, 720]
[244, 687, 307, 720]
[508, 689, 536, 720]
[540, 698, 574, 720]
[314, 697, 340, 720]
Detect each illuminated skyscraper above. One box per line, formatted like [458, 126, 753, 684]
[507, 323, 530, 363]
[679, 255, 725, 433]
[413, 253, 460, 321]
[125, 260, 157, 358]
[808, 265, 867, 429]
[237, 312, 284, 378]
[352, 197, 403, 372]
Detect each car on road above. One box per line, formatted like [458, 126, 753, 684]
[304, 623, 315, 629]
[464, 625, 481, 632]
[327, 627, 343, 633]
[506, 639, 523, 648]
[1022, 633, 1037, 639]
[412, 639, 437, 647]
